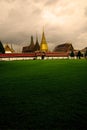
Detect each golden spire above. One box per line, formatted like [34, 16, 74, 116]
[40, 29, 48, 52]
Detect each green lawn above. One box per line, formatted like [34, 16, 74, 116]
[0, 59, 87, 130]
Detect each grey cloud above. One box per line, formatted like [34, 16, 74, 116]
[85, 7, 87, 16]
[81, 25, 87, 33]
[45, 0, 59, 6]
[0, 0, 29, 3]
[0, 0, 16, 3]
[32, 8, 42, 15]
[8, 8, 25, 22]
[0, 0, 87, 51]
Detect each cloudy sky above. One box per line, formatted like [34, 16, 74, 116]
[0, 0, 87, 52]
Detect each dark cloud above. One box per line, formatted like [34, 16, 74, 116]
[0, 0, 87, 52]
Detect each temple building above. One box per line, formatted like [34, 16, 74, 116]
[22, 30, 48, 53]
[53, 43, 74, 52]
[4, 44, 15, 53]
[22, 36, 35, 53]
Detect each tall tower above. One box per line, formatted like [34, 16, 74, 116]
[34, 34, 40, 51]
[29, 36, 35, 52]
[40, 29, 48, 52]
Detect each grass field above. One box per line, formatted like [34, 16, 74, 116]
[0, 59, 87, 130]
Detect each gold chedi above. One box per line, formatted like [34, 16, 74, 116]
[40, 30, 48, 52]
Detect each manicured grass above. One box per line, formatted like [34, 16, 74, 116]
[0, 59, 87, 129]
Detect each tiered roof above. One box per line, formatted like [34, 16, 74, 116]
[34, 35, 40, 51]
[22, 29, 48, 53]
[5, 44, 15, 53]
[54, 43, 74, 52]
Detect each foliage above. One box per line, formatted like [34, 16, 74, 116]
[70, 51, 75, 57]
[77, 51, 82, 59]
[85, 50, 87, 58]
[0, 41, 5, 54]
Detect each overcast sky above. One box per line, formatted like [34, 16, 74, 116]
[0, 0, 87, 52]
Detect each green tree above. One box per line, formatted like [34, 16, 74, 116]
[70, 51, 75, 57]
[0, 41, 5, 54]
[77, 51, 82, 59]
[84, 50, 87, 59]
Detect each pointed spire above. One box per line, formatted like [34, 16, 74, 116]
[29, 35, 35, 52]
[36, 33, 38, 42]
[34, 34, 40, 51]
[43, 26, 44, 33]
[40, 28, 48, 52]
[30, 36, 34, 45]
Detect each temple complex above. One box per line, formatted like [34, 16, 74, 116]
[22, 30, 48, 53]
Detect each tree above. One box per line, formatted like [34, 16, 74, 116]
[84, 50, 87, 59]
[0, 41, 5, 54]
[77, 51, 82, 59]
[41, 52, 45, 60]
[70, 51, 75, 58]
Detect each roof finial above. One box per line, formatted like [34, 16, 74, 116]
[43, 26, 44, 33]
[36, 32, 38, 42]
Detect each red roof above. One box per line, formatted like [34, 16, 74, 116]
[0, 53, 35, 58]
[0, 52, 69, 58]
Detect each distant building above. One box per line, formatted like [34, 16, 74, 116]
[81, 47, 87, 53]
[22, 36, 35, 53]
[80, 47, 87, 57]
[22, 46, 30, 53]
[53, 43, 74, 52]
[22, 30, 48, 53]
[4, 44, 15, 53]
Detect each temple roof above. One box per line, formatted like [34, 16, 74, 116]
[22, 30, 49, 53]
[5, 44, 15, 53]
[81, 47, 87, 52]
[54, 43, 74, 52]
[22, 36, 35, 53]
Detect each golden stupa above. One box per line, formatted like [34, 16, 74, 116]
[40, 29, 48, 52]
